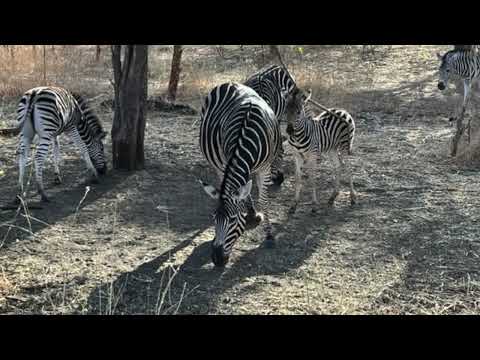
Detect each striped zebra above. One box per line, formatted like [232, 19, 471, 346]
[437, 49, 480, 144]
[14, 86, 107, 203]
[199, 82, 282, 267]
[285, 89, 356, 214]
[244, 64, 298, 187]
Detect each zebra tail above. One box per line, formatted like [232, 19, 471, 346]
[0, 92, 37, 137]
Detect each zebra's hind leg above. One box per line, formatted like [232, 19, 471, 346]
[52, 137, 62, 185]
[34, 136, 54, 203]
[339, 152, 357, 205]
[256, 171, 275, 248]
[310, 154, 321, 214]
[289, 152, 304, 214]
[328, 152, 341, 206]
[16, 132, 33, 204]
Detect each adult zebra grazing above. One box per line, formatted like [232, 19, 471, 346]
[244, 64, 298, 187]
[437, 49, 480, 151]
[13, 86, 107, 203]
[199, 82, 282, 267]
[285, 89, 356, 214]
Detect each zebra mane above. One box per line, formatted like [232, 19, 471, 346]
[72, 93, 105, 137]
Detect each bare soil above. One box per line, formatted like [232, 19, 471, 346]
[1, 45, 480, 314]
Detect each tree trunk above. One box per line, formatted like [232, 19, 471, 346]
[269, 45, 286, 67]
[95, 45, 101, 62]
[111, 45, 149, 171]
[167, 45, 183, 103]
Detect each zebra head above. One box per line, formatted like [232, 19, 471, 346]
[437, 51, 454, 91]
[200, 179, 253, 267]
[88, 130, 108, 175]
[285, 88, 312, 135]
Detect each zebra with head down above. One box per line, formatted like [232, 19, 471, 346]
[199, 82, 282, 267]
[14, 86, 107, 203]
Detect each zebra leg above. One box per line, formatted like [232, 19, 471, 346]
[52, 137, 62, 185]
[310, 154, 321, 214]
[270, 140, 285, 187]
[463, 80, 472, 144]
[16, 133, 33, 203]
[34, 137, 54, 203]
[289, 152, 304, 214]
[256, 172, 274, 248]
[328, 152, 341, 206]
[339, 152, 357, 205]
[67, 127, 99, 183]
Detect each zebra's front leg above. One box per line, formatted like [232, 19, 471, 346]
[289, 152, 304, 214]
[67, 128, 99, 183]
[52, 137, 62, 185]
[256, 171, 275, 248]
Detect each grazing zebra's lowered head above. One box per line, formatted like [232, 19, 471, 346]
[73, 93, 108, 175]
[201, 178, 254, 267]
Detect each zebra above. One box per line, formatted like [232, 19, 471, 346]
[14, 86, 107, 203]
[199, 82, 282, 267]
[244, 64, 298, 187]
[437, 49, 480, 145]
[285, 89, 356, 214]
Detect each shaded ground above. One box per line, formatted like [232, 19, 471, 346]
[1, 45, 480, 314]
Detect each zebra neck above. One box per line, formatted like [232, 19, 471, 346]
[220, 160, 250, 198]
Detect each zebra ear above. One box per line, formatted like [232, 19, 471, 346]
[235, 180, 253, 201]
[200, 180, 220, 200]
[437, 52, 443, 60]
[303, 89, 312, 103]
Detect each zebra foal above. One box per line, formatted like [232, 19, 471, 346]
[285, 89, 356, 214]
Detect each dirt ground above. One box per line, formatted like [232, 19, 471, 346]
[1, 45, 480, 314]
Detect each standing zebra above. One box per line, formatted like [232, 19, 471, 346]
[285, 89, 356, 214]
[437, 49, 480, 148]
[199, 82, 282, 267]
[14, 86, 107, 203]
[244, 64, 298, 187]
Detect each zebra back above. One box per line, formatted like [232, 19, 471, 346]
[244, 64, 297, 119]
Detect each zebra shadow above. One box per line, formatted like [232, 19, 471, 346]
[0, 157, 129, 247]
[85, 199, 360, 314]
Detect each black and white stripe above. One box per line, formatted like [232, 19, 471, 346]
[285, 89, 356, 214]
[15, 86, 107, 202]
[244, 65, 298, 186]
[199, 82, 282, 267]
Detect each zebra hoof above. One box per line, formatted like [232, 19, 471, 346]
[271, 172, 285, 187]
[245, 211, 262, 230]
[40, 195, 51, 203]
[54, 176, 62, 185]
[264, 236, 276, 249]
[311, 207, 319, 214]
[350, 196, 357, 206]
[89, 177, 100, 185]
[288, 205, 297, 215]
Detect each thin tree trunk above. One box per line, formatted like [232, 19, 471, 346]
[111, 45, 149, 171]
[95, 45, 101, 62]
[42, 45, 47, 85]
[269, 45, 286, 68]
[167, 45, 183, 103]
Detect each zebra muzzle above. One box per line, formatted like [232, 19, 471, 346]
[438, 82, 446, 91]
